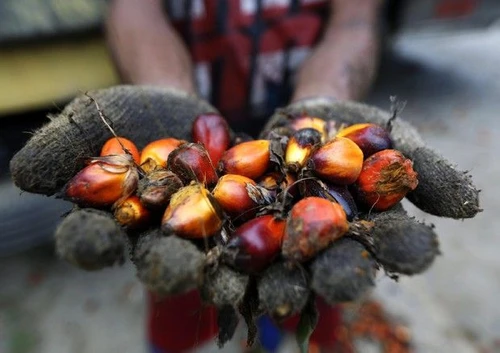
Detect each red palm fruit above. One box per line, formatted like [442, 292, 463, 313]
[290, 116, 328, 142]
[212, 174, 273, 221]
[353, 149, 418, 211]
[137, 170, 184, 209]
[100, 137, 141, 164]
[64, 155, 138, 208]
[282, 197, 348, 262]
[300, 179, 358, 221]
[114, 195, 151, 229]
[307, 137, 364, 185]
[140, 138, 185, 173]
[223, 215, 285, 273]
[337, 123, 392, 158]
[218, 140, 271, 180]
[285, 128, 322, 172]
[167, 143, 218, 186]
[192, 113, 231, 165]
[162, 184, 223, 239]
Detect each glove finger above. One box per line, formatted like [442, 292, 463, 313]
[133, 229, 206, 297]
[200, 265, 248, 348]
[200, 264, 249, 308]
[10, 85, 217, 196]
[257, 261, 310, 320]
[55, 208, 127, 271]
[263, 99, 480, 219]
[367, 205, 440, 275]
[310, 238, 376, 305]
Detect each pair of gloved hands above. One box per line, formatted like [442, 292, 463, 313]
[9, 85, 480, 346]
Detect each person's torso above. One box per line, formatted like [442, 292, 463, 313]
[164, 0, 330, 134]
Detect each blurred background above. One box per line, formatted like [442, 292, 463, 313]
[0, 0, 499, 352]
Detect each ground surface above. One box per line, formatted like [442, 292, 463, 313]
[1, 27, 499, 353]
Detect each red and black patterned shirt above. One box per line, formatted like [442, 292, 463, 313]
[164, 0, 330, 133]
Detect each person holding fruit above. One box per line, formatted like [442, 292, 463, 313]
[105, 0, 384, 352]
[9, 1, 480, 353]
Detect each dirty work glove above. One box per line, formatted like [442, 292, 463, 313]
[254, 97, 480, 324]
[9, 85, 251, 347]
[8, 85, 247, 289]
[8, 85, 240, 280]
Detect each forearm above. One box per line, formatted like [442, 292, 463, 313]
[292, 0, 384, 102]
[106, 0, 196, 93]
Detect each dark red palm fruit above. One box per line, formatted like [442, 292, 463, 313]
[192, 113, 231, 166]
[114, 195, 151, 229]
[353, 149, 418, 211]
[307, 137, 364, 185]
[212, 174, 272, 221]
[161, 184, 223, 239]
[140, 138, 185, 173]
[257, 172, 297, 199]
[100, 137, 141, 164]
[218, 140, 271, 180]
[223, 215, 286, 273]
[337, 123, 392, 158]
[137, 170, 184, 210]
[64, 155, 138, 208]
[282, 197, 348, 263]
[300, 179, 358, 221]
[289, 116, 328, 142]
[167, 143, 218, 186]
[285, 128, 322, 172]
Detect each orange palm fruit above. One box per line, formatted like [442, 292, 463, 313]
[285, 128, 322, 172]
[212, 174, 273, 221]
[140, 138, 185, 173]
[218, 140, 271, 180]
[114, 195, 151, 229]
[353, 149, 418, 211]
[100, 137, 141, 164]
[64, 155, 138, 208]
[336, 123, 392, 158]
[223, 215, 285, 273]
[307, 137, 363, 185]
[282, 197, 348, 262]
[192, 113, 231, 166]
[167, 143, 218, 186]
[161, 184, 223, 239]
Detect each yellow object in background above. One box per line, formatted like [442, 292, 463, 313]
[0, 36, 119, 116]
